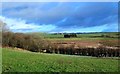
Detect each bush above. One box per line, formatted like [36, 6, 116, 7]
[2, 32, 49, 52]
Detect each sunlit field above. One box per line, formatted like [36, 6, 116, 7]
[2, 48, 119, 72]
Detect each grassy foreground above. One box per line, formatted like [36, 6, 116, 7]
[0, 47, 2, 74]
[2, 48, 119, 72]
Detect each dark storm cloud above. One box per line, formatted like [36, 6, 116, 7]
[56, 2, 118, 28]
[1, 2, 118, 32]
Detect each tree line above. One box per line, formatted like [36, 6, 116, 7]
[45, 44, 120, 57]
[2, 32, 50, 52]
[2, 32, 120, 57]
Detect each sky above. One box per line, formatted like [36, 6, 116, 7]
[0, 2, 118, 33]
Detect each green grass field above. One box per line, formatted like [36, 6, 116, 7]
[2, 48, 119, 72]
[28, 32, 119, 41]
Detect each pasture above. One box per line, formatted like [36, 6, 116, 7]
[2, 47, 119, 72]
[34, 32, 119, 39]
[31, 32, 119, 47]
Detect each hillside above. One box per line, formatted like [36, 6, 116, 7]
[2, 47, 119, 72]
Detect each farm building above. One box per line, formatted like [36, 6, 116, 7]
[64, 34, 77, 38]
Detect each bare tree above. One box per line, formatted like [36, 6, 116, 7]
[0, 20, 11, 47]
[0, 20, 10, 32]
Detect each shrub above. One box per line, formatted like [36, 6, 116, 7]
[2, 32, 49, 52]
